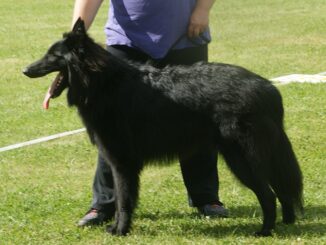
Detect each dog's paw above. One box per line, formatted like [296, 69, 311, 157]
[254, 229, 273, 237]
[116, 229, 128, 236]
[106, 224, 129, 236]
[282, 216, 295, 224]
[106, 223, 118, 235]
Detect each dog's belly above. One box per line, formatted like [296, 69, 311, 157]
[130, 113, 218, 162]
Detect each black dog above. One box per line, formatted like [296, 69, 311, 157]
[23, 18, 303, 236]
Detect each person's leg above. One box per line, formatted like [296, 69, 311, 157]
[179, 152, 227, 217]
[91, 154, 115, 210]
[78, 154, 115, 226]
[158, 45, 227, 216]
[179, 152, 219, 206]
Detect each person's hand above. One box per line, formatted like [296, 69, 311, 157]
[188, 7, 210, 38]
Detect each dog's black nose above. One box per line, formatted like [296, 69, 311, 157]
[22, 67, 29, 75]
[22, 67, 35, 78]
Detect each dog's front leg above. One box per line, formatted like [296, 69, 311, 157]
[105, 156, 142, 236]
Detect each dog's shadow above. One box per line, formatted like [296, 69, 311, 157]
[134, 205, 326, 237]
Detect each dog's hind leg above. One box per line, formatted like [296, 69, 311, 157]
[272, 187, 295, 224]
[219, 141, 276, 236]
[101, 151, 142, 236]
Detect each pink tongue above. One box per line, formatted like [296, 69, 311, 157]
[42, 87, 52, 109]
[42, 74, 61, 110]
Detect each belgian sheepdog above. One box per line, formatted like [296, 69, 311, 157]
[23, 18, 303, 236]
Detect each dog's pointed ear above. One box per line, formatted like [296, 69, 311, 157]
[72, 17, 86, 35]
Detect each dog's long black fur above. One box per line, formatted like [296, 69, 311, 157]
[23, 18, 303, 236]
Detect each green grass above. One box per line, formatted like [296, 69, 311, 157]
[0, 0, 326, 244]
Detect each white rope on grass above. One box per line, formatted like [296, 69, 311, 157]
[271, 74, 326, 84]
[271, 70, 326, 84]
[0, 128, 86, 153]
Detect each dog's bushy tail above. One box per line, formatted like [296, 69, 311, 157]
[236, 114, 304, 217]
[270, 125, 304, 215]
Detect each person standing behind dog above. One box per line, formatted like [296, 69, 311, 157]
[69, 0, 229, 227]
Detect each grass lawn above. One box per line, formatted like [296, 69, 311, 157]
[0, 0, 325, 244]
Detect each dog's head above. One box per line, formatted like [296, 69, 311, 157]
[23, 18, 87, 78]
[22, 18, 91, 107]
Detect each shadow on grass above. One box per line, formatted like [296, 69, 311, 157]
[133, 204, 326, 237]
